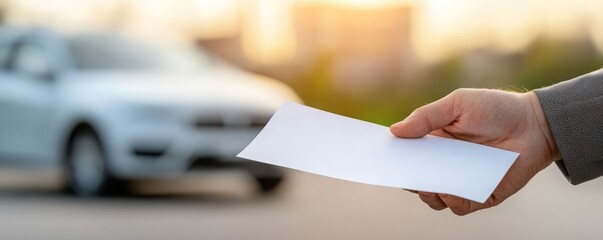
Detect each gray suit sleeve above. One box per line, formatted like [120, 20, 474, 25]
[534, 69, 603, 185]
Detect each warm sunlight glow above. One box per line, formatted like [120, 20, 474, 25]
[242, 0, 297, 65]
[194, 0, 241, 39]
[6, 0, 121, 30]
[7, 0, 603, 65]
[412, 0, 603, 63]
[297, 0, 411, 9]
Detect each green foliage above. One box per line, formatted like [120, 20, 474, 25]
[289, 39, 603, 126]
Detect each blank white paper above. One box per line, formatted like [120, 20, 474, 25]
[237, 102, 519, 203]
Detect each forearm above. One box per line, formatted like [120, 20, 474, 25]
[534, 69, 603, 184]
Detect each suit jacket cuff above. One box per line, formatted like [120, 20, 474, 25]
[534, 69, 603, 185]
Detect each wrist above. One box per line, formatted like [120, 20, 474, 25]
[526, 91, 561, 162]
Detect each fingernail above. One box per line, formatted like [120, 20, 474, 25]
[392, 120, 406, 129]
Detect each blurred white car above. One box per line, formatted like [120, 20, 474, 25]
[0, 27, 301, 196]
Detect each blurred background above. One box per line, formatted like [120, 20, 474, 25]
[0, 0, 603, 239]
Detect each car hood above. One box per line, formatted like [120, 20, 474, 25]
[63, 69, 301, 111]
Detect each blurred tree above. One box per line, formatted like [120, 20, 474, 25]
[0, 1, 5, 24]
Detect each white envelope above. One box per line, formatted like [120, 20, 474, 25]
[237, 101, 519, 203]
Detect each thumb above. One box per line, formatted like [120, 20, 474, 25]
[390, 93, 459, 138]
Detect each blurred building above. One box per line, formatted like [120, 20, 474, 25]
[201, 4, 415, 95]
[299, 6, 414, 93]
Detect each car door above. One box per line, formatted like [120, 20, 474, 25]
[0, 37, 56, 161]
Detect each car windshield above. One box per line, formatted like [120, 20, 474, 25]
[67, 33, 215, 72]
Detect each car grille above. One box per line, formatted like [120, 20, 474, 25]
[193, 115, 270, 128]
[193, 116, 225, 128]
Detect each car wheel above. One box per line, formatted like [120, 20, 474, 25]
[253, 175, 285, 194]
[65, 127, 125, 197]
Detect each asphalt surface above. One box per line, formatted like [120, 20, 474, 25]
[0, 165, 602, 240]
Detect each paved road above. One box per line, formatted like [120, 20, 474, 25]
[0, 165, 602, 240]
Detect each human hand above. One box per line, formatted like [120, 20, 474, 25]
[390, 88, 560, 216]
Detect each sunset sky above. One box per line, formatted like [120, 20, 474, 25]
[3, 0, 603, 64]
